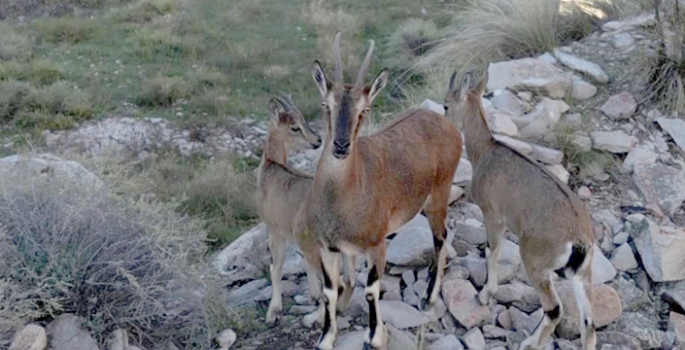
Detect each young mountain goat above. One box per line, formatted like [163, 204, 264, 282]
[297, 33, 463, 350]
[443, 70, 596, 350]
[257, 94, 356, 327]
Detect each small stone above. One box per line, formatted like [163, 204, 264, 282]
[487, 113, 520, 137]
[45, 314, 99, 350]
[337, 316, 351, 330]
[592, 244, 617, 284]
[670, 312, 685, 343]
[497, 309, 513, 330]
[572, 79, 597, 100]
[620, 147, 659, 174]
[560, 113, 583, 129]
[509, 307, 543, 334]
[600, 92, 637, 120]
[289, 305, 317, 315]
[591, 131, 637, 153]
[415, 280, 429, 298]
[530, 143, 564, 164]
[613, 32, 634, 49]
[657, 118, 685, 154]
[613, 312, 669, 349]
[539, 97, 570, 123]
[384, 291, 402, 301]
[441, 277, 490, 329]
[613, 231, 629, 245]
[553, 49, 609, 84]
[9, 324, 47, 350]
[462, 328, 486, 350]
[428, 334, 464, 350]
[602, 13, 655, 31]
[493, 134, 533, 155]
[483, 325, 512, 340]
[454, 221, 487, 245]
[449, 186, 466, 204]
[381, 276, 401, 293]
[454, 158, 473, 186]
[387, 214, 435, 266]
[402, 270, 415, 286]
[490, 89, 531, 115]
[518, 92, 533, 101]
[294, 295, 309, 305]
[545, 163, 570, 184]
[611, 243, 638, 271]
[217, 329, 237, 349]
[578, 186, 592, 200]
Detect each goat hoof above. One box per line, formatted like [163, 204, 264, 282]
[477, 289, 493, 306]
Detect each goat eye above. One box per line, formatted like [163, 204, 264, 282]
[291, 127, 301, 132]
[363, 107, 370, 114]
[321, 102, 328, 110]
[443, 105, 449, 111]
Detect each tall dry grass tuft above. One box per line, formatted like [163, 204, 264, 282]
[0, 165, 229, 349]
[303, 0, 360, 75]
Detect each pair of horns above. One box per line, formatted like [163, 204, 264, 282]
[272, 91, 295, 111]
[332, 32, 375, 87]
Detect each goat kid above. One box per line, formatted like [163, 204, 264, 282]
[443, 70, 596, 350]
[298, 33, 463, 350]
[258, 94, 357, 327]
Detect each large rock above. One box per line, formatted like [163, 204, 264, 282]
[224, 279, 269, 307]
[9, 325, 47, 350]
[494, 281, 541, 313]
[453, 158, 473, 186]
[556, 282, 623, 339]
[610, 243, 638, 271]
[441, 277, 489, 329]
[592, 244, 617, 285]
[213, 224, 269, 284]
[379, 300, 430, 329]
[387, 214, 435, 266]
[590, 131, 637, 153]
[633, 163, 685, 217]
[553, 49, 609, 84]
[628, 217, 685, 282]
[487, 58, 572, 98]
[602, 13, 655, 32]
[0, 154, 103, 189]
[671, 312, 685, 343]
[334, 325, 414, 350]
[493, 134, 533, 155]
[428, 334, 464, 350]
[530, 143, 564, 164]
[45, 314, 99, 350]
[600, 93, 637, 120]
[487, 112, 520, 137]
[657, 117, 685, 154]
[612, 313, 670, 349]
[620, 147, 659, 174]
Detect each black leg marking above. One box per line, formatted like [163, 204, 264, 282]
[555, 244, 588, 279]
[423, 230, 445, 309]
[319, 261, 333, 346]
[338, 285, 345, 297]
[546, 305, 561, 321]
[366, 265, 379, 342]
[322, 261, 333, 290]
[420, 210, 428, 218]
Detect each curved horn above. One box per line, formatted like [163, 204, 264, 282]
[276, 91, 294, 110]
[273, 94, 290, 112]
[355, 39, 375, 87]
[334, 32, 343, 85]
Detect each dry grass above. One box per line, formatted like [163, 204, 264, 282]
[384, 18, 442, 73]
[0, 165, 229, 349]
[0, 23, 33, 61]
[138, 75, 191, 107]
[35, 16, 98, 44]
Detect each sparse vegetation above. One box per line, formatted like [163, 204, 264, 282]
[0, 166, 228, 349]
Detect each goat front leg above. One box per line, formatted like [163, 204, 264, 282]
[478, 216, 505, 306]
[302, 249, 324, 328]
[316, 249, 341, 350]
[337, 253, 357, 312]
[363, 244, 388, 350]
[266, 229, 286, 325]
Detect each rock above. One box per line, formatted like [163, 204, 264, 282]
[454, 221, 486, 245]
[556, 282, 623, 338]
[106, 330, 127, 350]
[506, 330, 529, 350]
[463, 255, 487, 288]
[9, 325, 47, 350]
[590, 131, 637, 153]
[592, 244, 617, 285]
[124, 347, 141, 350]
[600, 93, 637, 120]
[613, 277, 650, 312]
[620, 147, 659, 174]
[347, 287, 366, 318]
[578, 186, 592, 200]
[671, 312, 685, 343]
[213, 223, 269, 284]
[387, 214, 435, 266]
[509, 307, 543, 334]
[487, 112, 520, 137]
[0, 154, 103, 189]
[567, 134, 593, 152]
[530, 143, 564, 164]
[490, 89, 531, 115]
[486, 58, 572, 98]
[492, 134, 533, 155]
[379, 300, 430, 329]
[441, 277, 490, 329]
[519, 105, 555, 141]
[613, 313, 669, 349]
[45, 314, 99, 350]
[628, 217, 685, 282]
[289, 305, 317, 315]
[613, 231, 629, 245]
[657, 117, 685, 154]
[539, 97, 570, 123]
[414, 280, 429, 298]
[545, 164, 570, 184]
[602, 13, 655, 32]
[334, 325, 414, 350]
[483, 325, 512, 340]
[663, 288, 685, 313]
[571, 78, 598, 101]
[421, 99, 445, 115]
[596, 331, 642, 350]
[610, 243, 638, 271]
[634, 163, 685, 217]
[497, 309, 513, 330]
[402, 270, 415, 286]
[454, 158, 473, 186]
[494, 282, 541, 313]
[462, 328, 486, 350]
[381, 276, 401, 293]
[518, 91, 533, 101]
[428, 334, 464, 350]
[450, 186, 466, 204]
[613, 32, 634, 49]
[225, 279, 268, 307]
[553, 49, 609, 84]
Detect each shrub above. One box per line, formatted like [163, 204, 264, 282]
[29, 59, 64, 86]
[0, 80, 32, 122]
[114, 0, 179, 23]
[35, 17, 97, 44]
[24, 81, 94, 118]
[0, 164, 228, 349]
[385, 18, 441, 72]
[138, 75, 191, 106]
[0, 23, 32, 61]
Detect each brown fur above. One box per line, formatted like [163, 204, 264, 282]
[444, 70, 597, 350]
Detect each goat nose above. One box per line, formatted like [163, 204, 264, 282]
[334, 139, 349, 150]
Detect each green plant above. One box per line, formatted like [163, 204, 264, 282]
[385, 18, 441, 72]
[35, 17, 97, 44]
[138, 76, 191, 107]
[29, 59, 64, 86]
[0, 80, 32, 122]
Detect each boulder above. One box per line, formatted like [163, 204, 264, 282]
[610, 243, 638, 271]
[671, 312, 685, 343]
[494, 281, 541, 313]
[571, 78, 597, 101]
[592, 244, 617, 285]
[379, 300, 431, 329]
[553, 49, 609, 84]
[620, 147, 659, 174]
[486, 58, 572, 98]
[45, 314, 99, 350]
[633, 163, 685, 217]
[0, 154, 103, 189]
[590, 131, 637, 153]
[657, 117, 685, 154]
[335, 325, 415, 350]
[628, 217, 685, 282]
[213, 224, 268, 284]
[556, 282, 623, 338]
[600, 93, 637, 120]
[9, 325, 47, 350]
[441, 277, 489, 329]
[387, 214, 435, 266]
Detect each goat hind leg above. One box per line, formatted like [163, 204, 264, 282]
[478, 216, 504, 306]
[337, 253, 357, 312]
[520, 272, 563, 350]
[266, 230, 286, 325]
[422, 191, 450, 309]
[364, 244, 388, 350]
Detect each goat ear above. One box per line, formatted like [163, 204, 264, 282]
[475, 70, 489, 97]
[312, 61, 330, 97]
[448, 70, 459, 92]
[367, 69, 388, 104]
[268, 98, 281, 123]
[459, 72, 472, 101]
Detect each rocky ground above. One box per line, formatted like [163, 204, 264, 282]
[6, 11, 685, 350]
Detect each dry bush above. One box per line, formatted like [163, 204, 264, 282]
[0, 23, 33, 61]
[35, 17, 97, 44]
[0, 166, 228, 349]
[0, 80, 32, 123]
[303, 0, 361, 74]
[28, 59, 64, 86]
[137, 75, 191, 107]
[384, 18, 442, 73]
[24, 81, 94, 118]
